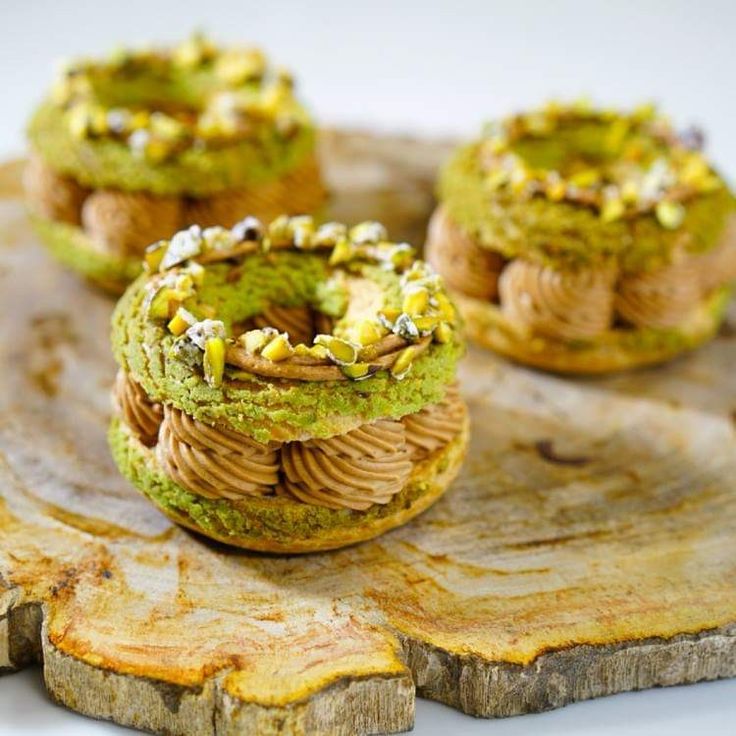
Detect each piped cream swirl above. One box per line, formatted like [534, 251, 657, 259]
[402, 384, 466, 460]
[499, 259, 617, 340]
[615, 250, 701, 329]
[426, 205, 504, 301]
[113, 370, 162, 447]
[278, 420, 413, 510]
[156, 405, 280, 500]
[81, 189, 182, 257]
[184, 155, 326, 229]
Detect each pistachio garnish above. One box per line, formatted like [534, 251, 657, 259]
[160, 226, 204, 270]
[261, 334, 294, 362]
[204, 337, 226, 387]
[241, 328, 279, 354]
[314, 222, 348, 247]
[655, 201, 686, 229]
[341, 363, 372, 380]
[479, 101, 725, 223]
[231, 216, 264, 243]
[53, 35, 302, 159]
[391, 346, 418, 379]
[167, 307, 197, 336]
[314, 335, 359, 366]
[349, 221, 387, 245]
[185, 319, 226, 351]
[350, 319, 385, 347]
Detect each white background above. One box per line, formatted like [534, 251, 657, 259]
[2, 1, 736, 734]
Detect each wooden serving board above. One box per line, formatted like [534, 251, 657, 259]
[1, 133, 736, 736]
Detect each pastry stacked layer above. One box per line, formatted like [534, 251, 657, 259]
[428, 103, 736, 373]
[110, 215, 468, 552]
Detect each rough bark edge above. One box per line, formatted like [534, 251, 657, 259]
[398, 625, 736, 717]
[0, 594, 414, 736]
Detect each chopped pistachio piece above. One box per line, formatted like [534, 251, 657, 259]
[293, 343, 330, 360]
[433, 322, 453, 344]
[314, 335, 358, 365]
[402, 286, 430, 316]
[241, 327, 278, 354]
[261, 334, 294, 362]
[349, 221, 387, 245]
[290, 216, 316, 249]
[351, 319, 385, 347]
[391, 346, 417, 379]
[203, 337, 226, 388]
[267, 215, 292, 247]
[412, 315, 440, 334]
[655, 201, 686, 229]
[161, 226, 203, 270]
[167, 307, 197, 336]
[144, 241, 167, 272]
[314, 222, 348, 247]
[148, 288, 179, 320]
[329, 239, 355, 266]
[342, 363, 371, 380]
[185, 319, 226, 350]
[393, 313, 420, 341]
[231, 216, 264, 243]
[433, 292, 456, 323]
[600, 198, 625, 223]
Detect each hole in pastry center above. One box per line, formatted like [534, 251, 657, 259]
[511, 120, 668, 182]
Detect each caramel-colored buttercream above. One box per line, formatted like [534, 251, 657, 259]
[225, 335, 431, 383]
[499, 259, 617, 341]
[23, 154, 88, 226]
[156, 405, 280, 500]
[402, 383, 466, 460]
[615, 250, 701, 330]
[426, 205, 504, 301]
[112, 370, 162, 447]
[278, 420, 413, 510]
[184, 155, 326, 229]
[116, 371, 463, 510]
[81, 189, 183, 257]
[695, 216, 736, 293]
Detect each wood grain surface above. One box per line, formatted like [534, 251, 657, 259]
[1, 133, 735, 735]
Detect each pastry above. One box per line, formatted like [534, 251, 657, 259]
[427, 102, 736, 373]
[110, 215, 468, 552]
[25, 34, 326, 293]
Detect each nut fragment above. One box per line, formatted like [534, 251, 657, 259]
[204, 337, 226, 387]
[261, 334, 294, 362]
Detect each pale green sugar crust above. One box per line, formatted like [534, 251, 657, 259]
[29, 212, 140, 292]
[439, 142, 735, 273]
[108, 416, 464, 550]
[111, 252, 464, 443]
[28, 100, 317, 197]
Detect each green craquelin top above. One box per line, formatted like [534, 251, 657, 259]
[438, 102, 735, 273]
[27, 33, 317, 196]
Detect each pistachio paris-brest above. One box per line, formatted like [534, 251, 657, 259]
[427, 102, 736, 373]
[25, 34, 326, 293]
[110, 215, 468, 552]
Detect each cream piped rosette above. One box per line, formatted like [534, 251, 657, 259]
[109, 214, 468, 552]
[427, 101, 736, 373]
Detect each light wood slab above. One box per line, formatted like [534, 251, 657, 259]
[1, 132, 735, 734]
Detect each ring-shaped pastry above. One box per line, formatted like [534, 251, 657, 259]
[25, 34, 326, 293]
[110, 214, 468, 552]
[427, 102, 736, 373]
